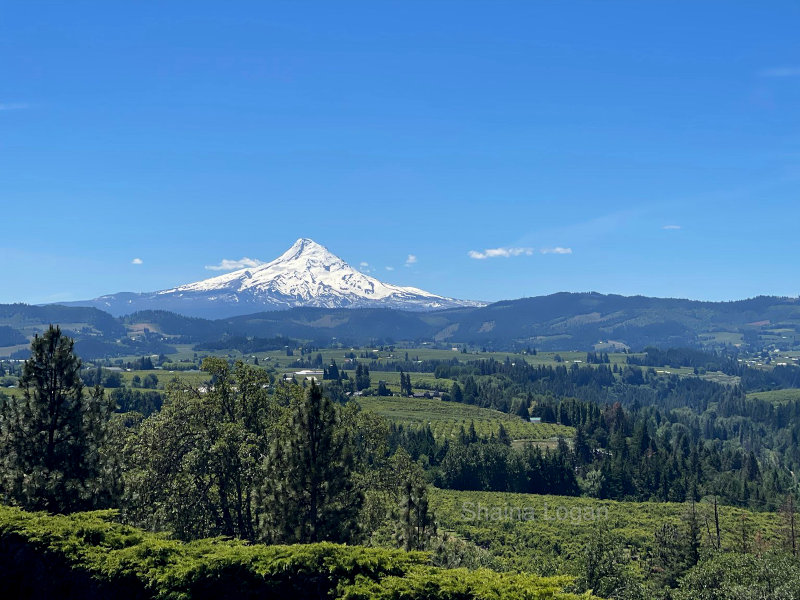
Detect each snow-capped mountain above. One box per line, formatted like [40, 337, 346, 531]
[66, 239, 482, 318]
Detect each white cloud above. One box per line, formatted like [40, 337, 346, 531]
[0, 102, 29, 111]
[385, 266, 395, 271]
[131, 258, 143, 265]
[405, 254, 417, 267]
[662, 225, 681, 230]
[540, 247, 572, 255]
[205, 257, 265, 271]
[359, 261, 374, 273]
[760, 67, 800, 78]
[468, 247, 534, 260]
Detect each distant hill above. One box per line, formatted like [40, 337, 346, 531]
[107, 293, 800, 352]
[2, 293, 799, 356]
[0, 304, 170, 359]
[437, 293, 800, 350]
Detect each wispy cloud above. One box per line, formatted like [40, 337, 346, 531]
[405, 254, 417, 267]
[0, 102, 29, 111]
[468, 247, 534, 260]
[760, 67, 800, 78]
[662, 225, 681, 230]
[205, 257, 265, 271]
[468, 245, 573, 259]
[359, 261, 375, 273]
[131, 258, 143, 265]
[385, 266, 395, 271]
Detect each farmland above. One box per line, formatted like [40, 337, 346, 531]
[429, 488, 784, 576]
[357, 395, 573, 441]
[748, 388, 800, 404]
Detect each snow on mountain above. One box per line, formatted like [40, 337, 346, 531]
[69, 239, 482, 318]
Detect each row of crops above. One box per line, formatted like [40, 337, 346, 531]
[356, 395, 574, 441]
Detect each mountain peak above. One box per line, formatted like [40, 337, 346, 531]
[277, 238, 338, 263]
[70, 238, 483, 317]
[290, 237, 327, 254]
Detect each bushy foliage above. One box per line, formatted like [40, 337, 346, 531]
[674, 552, 800, 600]
[0, 505, 592, 600]
[123, 358, 276, 540]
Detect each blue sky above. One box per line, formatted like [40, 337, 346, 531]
[2, 1, 799, 305]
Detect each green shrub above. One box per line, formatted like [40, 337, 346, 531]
[674, 552, 800, 600]
[0, 505, 592, 600]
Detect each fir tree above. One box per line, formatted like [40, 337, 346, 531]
[0, 326, 118, 513]
[450, 382, 463, 404]
[262, 381, 362, 543]
[391, 448, 436, 551]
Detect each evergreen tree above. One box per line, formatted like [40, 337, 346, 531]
[328, 360, 340, 380]
[497, 423, 511, 446]
[573, 425, 592, 465]
[0, 326, 118, 513]
[576, 524, 639, 598]
[515, 397, 529, 419]
[649, 523, 687, 589]
[390, 448, 437, 551]
[684, 498, 702, 568]
[262, 381, 362, 543]
[780, 494, 798, 556]
[355, 364, 371, 391]
[450, 382, 463, 404]
[399, 371, 412, 396]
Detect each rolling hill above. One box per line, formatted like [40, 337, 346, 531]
[1, 292, 798, 357]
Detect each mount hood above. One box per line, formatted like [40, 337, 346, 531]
[65, 238, 481, 318]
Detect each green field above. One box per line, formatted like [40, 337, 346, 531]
[253, 348, 634, 372]
[429, 488, 784, 575]
[0, 385, 24, 399]
[748, 388, 800, 404]
[356, 395, 573, 442]
[117, 368, 209, 389]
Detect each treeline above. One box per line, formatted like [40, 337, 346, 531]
[387, 396, 790, 508]
[627, 346, 739, 373]
[393, 354, 800, 509]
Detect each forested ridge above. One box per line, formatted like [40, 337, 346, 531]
[3, 292, 800, 355]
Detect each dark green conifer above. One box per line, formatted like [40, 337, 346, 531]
[0, 325, 118, 513]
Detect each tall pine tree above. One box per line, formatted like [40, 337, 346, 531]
[262, 381, 362, 543]
[0, 326, 118, 513]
